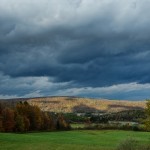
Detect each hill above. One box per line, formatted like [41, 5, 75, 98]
[26, 96, 146, 113]
[0, 96, 146, 113]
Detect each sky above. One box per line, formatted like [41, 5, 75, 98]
[1, 0, 150, 100]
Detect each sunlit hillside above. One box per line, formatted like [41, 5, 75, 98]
[25, 97, 146, 113]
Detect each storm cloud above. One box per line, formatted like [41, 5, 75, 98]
[1, 0, 150, 100]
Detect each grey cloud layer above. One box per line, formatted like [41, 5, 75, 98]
[1, 0, 150, 99]
[0, 72, 150, 100]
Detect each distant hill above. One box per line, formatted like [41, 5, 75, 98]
[16, 96, 146, 113]
[0, 96, 146, 113]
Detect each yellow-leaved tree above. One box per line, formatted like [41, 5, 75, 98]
[145, 100, 150, 131]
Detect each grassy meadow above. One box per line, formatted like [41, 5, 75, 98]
[0, 130, 150, 150]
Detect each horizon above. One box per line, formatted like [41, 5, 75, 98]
[0, 95, 147, 102]
[1, 0, 150, 100]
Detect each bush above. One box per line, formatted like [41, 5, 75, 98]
[116, 138, 150, 150]
[132, 125, 139, 131]
[139, 145, 150, 150]
[117, 138, 138, 150]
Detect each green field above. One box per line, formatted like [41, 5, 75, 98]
[0, 130, 150, 150]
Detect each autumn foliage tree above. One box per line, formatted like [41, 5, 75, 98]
[0, 103, 3, 131]
[0, 116, 2, 131]
[42, 112, 54, 130]
[56, 113, 70, 130]
[2, 108, 15, 132]
[15, 113, 25, 132]
[15, 102, 52, 131]
[145, 100, 150, 131]
[0, 101, 70, 133]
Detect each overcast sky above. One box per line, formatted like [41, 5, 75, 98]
[1, 0, 150, 100]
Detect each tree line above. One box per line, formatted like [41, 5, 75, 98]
[0, 100, 150, 132]
[0, 101, 70, 132]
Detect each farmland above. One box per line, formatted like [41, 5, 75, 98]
[0, 130, 150, 150]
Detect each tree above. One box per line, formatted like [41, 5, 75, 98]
[0, 103, 3, 114]
[0, 103, 3, 131]
[56, 114, 70, 130]
[145, 100, 150, 131]
[23, 116, 30, 131]
[41, 112, 54, 130]
[0, 101, 70, 132]
[15, 113, 25, 132]
[2, 108, 15, 132]
[28, 106, 42, 130]
[0, 114, 3, 131]
[15, 102, 42, 131]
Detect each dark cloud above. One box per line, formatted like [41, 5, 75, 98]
[0, 0, 150, 99]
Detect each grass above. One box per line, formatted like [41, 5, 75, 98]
[71, 123, 86, 128]
[0, 130, 150, 150]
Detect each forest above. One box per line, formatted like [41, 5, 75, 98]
[0, 101, 70, 132]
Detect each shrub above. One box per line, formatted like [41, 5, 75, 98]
[132, 125, 139, 131]
[117, 138, 138, 150]
[116, 138, 150, 150]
